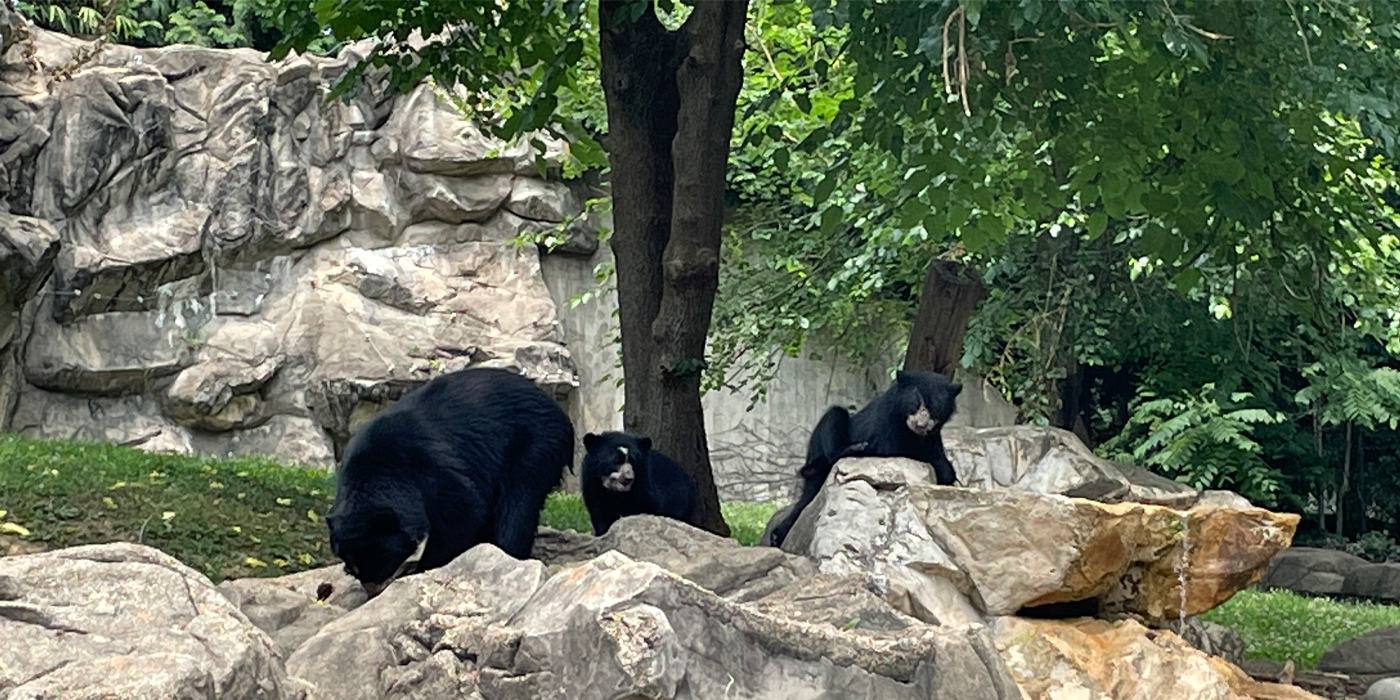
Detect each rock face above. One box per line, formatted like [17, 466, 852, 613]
[0, 542, 298, 699]
[780, 456, 1298, 626]
[0, 12, 590, 466]
[275, 542, 1019, 700]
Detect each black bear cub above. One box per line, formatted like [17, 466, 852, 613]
[766, 370, 962, 547]
[581, 431, 698, 536]
[326, 367, 573, 597]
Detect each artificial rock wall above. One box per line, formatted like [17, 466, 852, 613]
[0, 10, 1016, 501]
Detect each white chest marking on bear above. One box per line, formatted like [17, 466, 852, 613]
[404, 535, 429, 566]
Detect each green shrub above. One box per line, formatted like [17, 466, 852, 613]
[1202, 588, 1400, 668]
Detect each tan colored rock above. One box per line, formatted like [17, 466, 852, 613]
[786, 457, 1298, 625]
[992, 616, 1324, 700]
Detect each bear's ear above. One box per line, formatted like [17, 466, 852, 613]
[583, 433, 601, 452]
[637, 436, 652, 452]
[894, 370, 910, 384]
[949, 382, 963, 397]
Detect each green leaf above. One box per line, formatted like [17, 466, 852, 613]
[813, 173, 839, 204]
[1172, 267, 1203, 294]
[1087, 212, 1109, 239]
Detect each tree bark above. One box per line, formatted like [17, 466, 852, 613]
[902, 259, 987, 379]
[599, 0, 748, 536]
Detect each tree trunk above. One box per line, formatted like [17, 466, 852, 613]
[599, 0, 748, 536]
[902, 259, 987, 379]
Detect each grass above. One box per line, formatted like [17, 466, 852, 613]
[541, 491, 780, 546]
[0, 434, 778, 582]
[1202, 587, 1400, 668]
[0, 434, 339, 582]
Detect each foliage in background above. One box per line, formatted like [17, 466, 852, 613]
[1099, 385, 1285, 504]
[1345, 530, 1400, 563]
[11, 0, 343, 51]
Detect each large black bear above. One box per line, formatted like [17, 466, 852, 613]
[765, 370, 961, 547]
[325, 367, 573, 596]
[580, 431, 698, 536]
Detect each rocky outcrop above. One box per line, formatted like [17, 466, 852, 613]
[944, 424, 1202, 507]
[0, 542, 301, 699]
[0, 10, 593, 466]
[778, 456, 1298, 626]
[1, 512, 1321, 700]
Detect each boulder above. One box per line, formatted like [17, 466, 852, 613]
[782, 456, 1298, 625]
[1317, 625, 1400, 676]
[1257, 547, 1369, 597]
[992, 616, 1324, 700]
[1366, 677, 1400, 700]
[1175, 616, 1247, 666]
[1342, 563, 1400, 602]
[0, 542, 298, 699]
[283, 543, 1021, 700]
[217, 564, 367, 656]
[944, 425, 1202, 507]
[165, 356, 280, 431]
[531, 514, 817, 602]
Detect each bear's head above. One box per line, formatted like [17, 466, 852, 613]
[582, 431, 655, 493]
[889, 370, 962, 436]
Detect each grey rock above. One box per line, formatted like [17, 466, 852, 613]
[218, 564, 367, 657]
[285, 544, 551, 700]
[504, 178, 577, 223]
[1343, 562, 1400, 602]
[532, 515, 817, 602]
[1258, 547, 1369, 597]
[1366, 677, 1400, 700]
[0, 542, 296, 699]
[943, 425, 1201, 507]
[165, 357, 280, 431]
[494, 549, 1018, 700]
[1173, 616, 1246, 666]
[1319, 625, 1400, 675]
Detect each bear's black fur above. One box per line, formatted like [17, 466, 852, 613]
[326, 367, 573, 596]
[580, 431, 698, 536]
[766, 370, 961, 547]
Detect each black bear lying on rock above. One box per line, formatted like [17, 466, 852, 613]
[325, 367, 573, 596]
[581, 431, 698, 536]
[766, 369, 962, 548]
